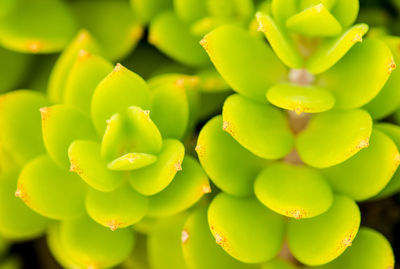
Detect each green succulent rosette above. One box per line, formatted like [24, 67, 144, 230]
[0, 30, 211, 269]
[0, 0, 144, 93]
[130, 0, 254, 67]
[194, 0, 399, 267]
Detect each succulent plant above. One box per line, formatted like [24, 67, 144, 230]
[0, 27, 213, 268]
[194, 0, 399, 267]
[0, 0, 399, 268]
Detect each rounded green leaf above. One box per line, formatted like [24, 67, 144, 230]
[312, 228, 394, 269]
[0, 0, 77, 53]
[174, 0, 207, 23]
[147, 156, 210, 218]
[68, 140, 123, 192]
[129, 139, 185, 195]
[148, 74, 191, 139]
[330, 0, 359, 28]
[100, 106, 162, 162]
[288, 195, 360, 266]
[0, 171, 50, 240]
[47, 30, 103, 104]
[131, 0, 173, 23]
[201, 24, 286, 102]
[266, 83, 335, 113]
[71, 0, 143, 60]
[47, 224, 86, 269]
[322, 129, 399, 201]
[148, 214, 189, 269]
[149, 11, 209, 67]
[91, 64, 150, 135]
[363, 35, 400, 119]
[366, 123, 400, 198]
[196, 116, 266, 196]
[256, 12, 303, 69]
[61, 214, 135, 269]
[108, 153, 158, 171]
[317, 38, 394, 109]
[41, 104, 98, 168]
[306, 24, 369, 74]
[286, 4, 342, 37]
[17, 155, 87, 220]
[0, 46, 32, 93]
[208, 193, 285, 263]
[0, 90, 48, 166]
[271, 0, 297, 24]
[223, 94, 294, 160]
[86, 183, 148, 230]
[182, 207, 256, 269]
[296, 109, 372, 168]
[255, 163, 333, 219]
[64, 51, 113, 116]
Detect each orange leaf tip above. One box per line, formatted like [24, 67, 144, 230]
[106, 220, 120, 231]
[175, 162, 182, 172]
[357, 139, 369, 150]
[388, 59, 396, 74]
[181, 229, 189, 244]
[200, 36, 209, 53]
[202, 184, 212, 194]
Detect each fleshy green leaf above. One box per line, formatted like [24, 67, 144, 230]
[255, 163, 333, 219]
[0, 90, 49, 166]
[330, 0, 359, 29]
[322, 129, 399, 201]
[149, 11, 209, 67]
[48, 30, 103, 104]
[182, 207, 256, 269]
[296, 109, 372, 168]
[288, 195, 360, 266]
[71, 0, 143, 60]
[100, 106, 162, 162]
[129, 139, 185, 195]
[286, 4, 342, 37]
[363, 35, 400, 119]
[68, 140, 123, 192]
[316, 38, 394, 109]
[266, 83, 335, 113]
[208, 193, 285, 263]
[371, 123, 400, 198]
[0, 171, 50, 240]
[148, 214, 189, 269]
[63, 51, 113, 116]
[108, 153, 158, 171]
[312, 228, 394, 269]
[47, 224, 86, 269]
[173, 0, 207, 23]
[0, 0, 77, 53]
[86, 183, 148, 230]
[91, 64, 150, 135]
[147, 156, 210, 218]
[271, 0, 297, 24]
[201, 24, 286, 102]
[223, 94, 294, 160]
[149, 74, 192, 139]
[130, 0, 172, 23]
[41, 104, 98, 168]
[196, 116, 266, 196]
[306, 24, 369, 74]
[61, 214, 135, 269]
[256, 12, 303, 69]
[17, 155, 87, 220]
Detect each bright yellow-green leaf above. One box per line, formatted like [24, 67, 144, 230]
[266, 83, 335, 113]
[256, 12, 303, 69]
[223, 94, 294, 160]
[296, 109, 372, 168]
[201, 24, 286, 102]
